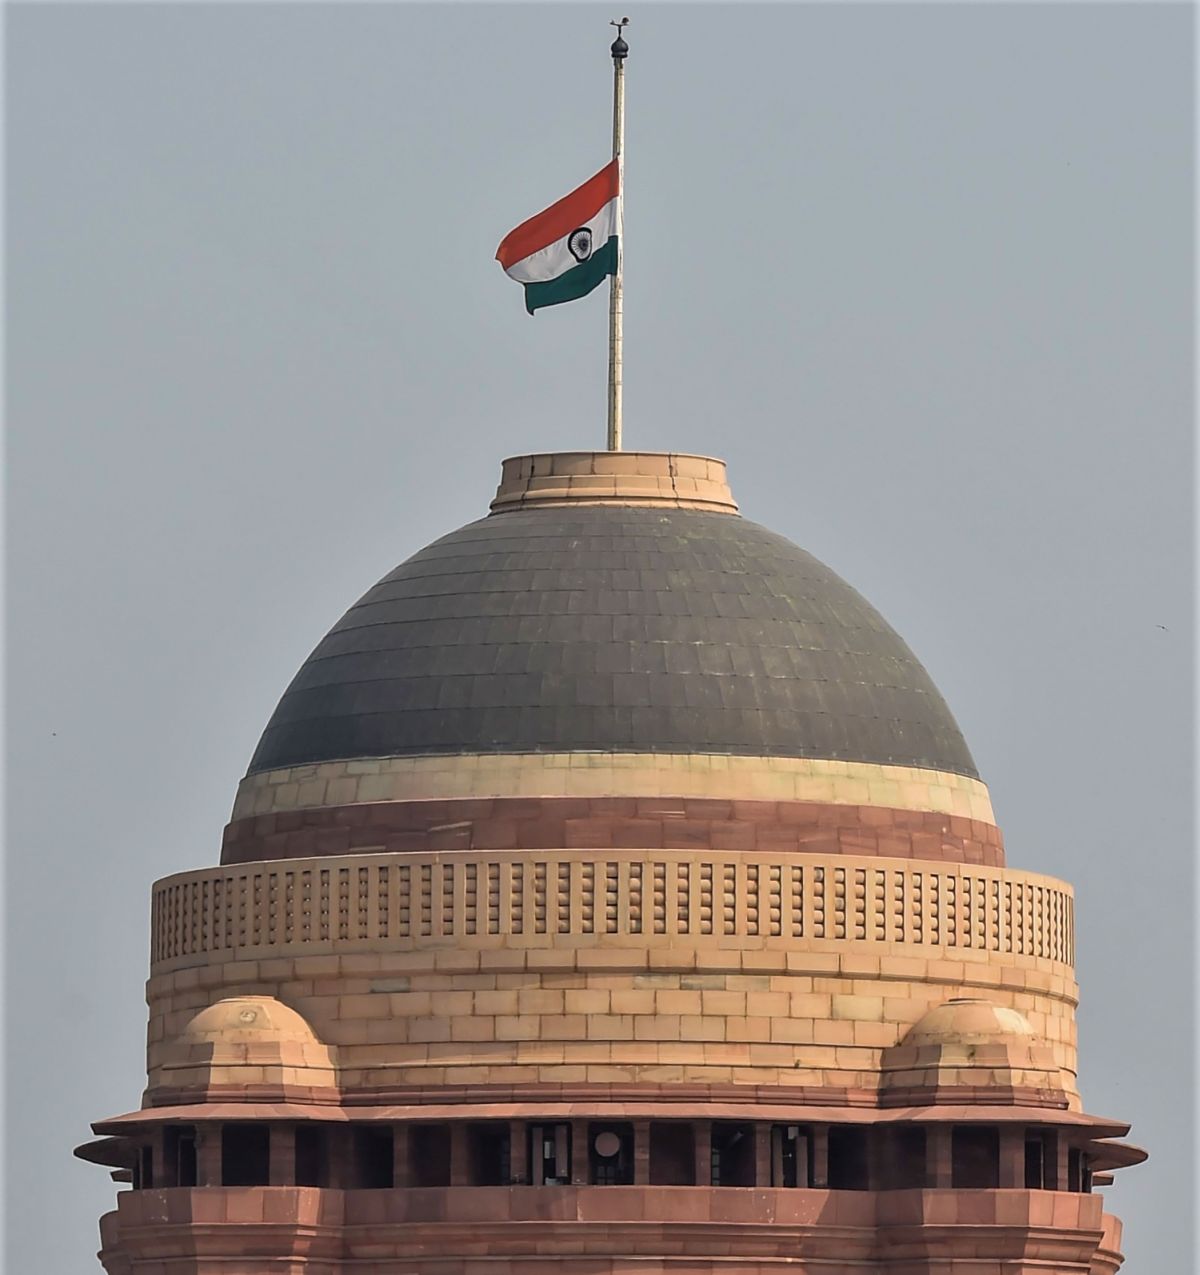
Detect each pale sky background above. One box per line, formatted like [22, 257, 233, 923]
[6, 3, 1194, 1270]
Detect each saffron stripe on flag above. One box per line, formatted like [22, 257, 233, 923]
[496, 160, 619, 270]
[503, 196, 617, 284]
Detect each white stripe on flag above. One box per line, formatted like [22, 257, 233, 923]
[502, 197, 618, 284]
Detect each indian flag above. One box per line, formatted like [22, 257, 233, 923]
[496, 160, 619, 315]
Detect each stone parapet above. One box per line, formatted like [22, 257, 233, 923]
[153, 850, 1070, 973]
[98, 1186, 1121, 1273]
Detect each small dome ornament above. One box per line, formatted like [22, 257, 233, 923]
[610, 16, 629, 60]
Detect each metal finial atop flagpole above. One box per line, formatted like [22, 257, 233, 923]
[607, 19, 628, 451]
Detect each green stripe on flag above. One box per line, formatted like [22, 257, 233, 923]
[524, 236, 618, 315]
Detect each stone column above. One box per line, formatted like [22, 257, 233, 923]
[929, 1124, 953, 1188]
[1053, 1131, 1071, 1192]
[508, 1120, 525, 1185]
[753, 1124, 770, 1187]
[155, 1128, 173, 1188]
[998, 1126, 1025, 1189]
[393, 1124, 412, 1188]
[450, 1122, 471, 1187]
[694, 1122, 712, 1187]
[796, 1133, 811, 1188]
[633, 1120, 650, 1186]
[196, 1124, 222, 1187]
[770, 1127, 785, 1188]
[326, 1127, 351, 1189]
[269, 1124, 295, 1186]
[570, 1121, 589, 1186]
[811, 1126, 829, 1189]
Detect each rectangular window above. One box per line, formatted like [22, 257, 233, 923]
[711, 1122, 755, 1187]
[221, 1123, 270, 1187]
[528, 1123, 571, 1186]
[409, 1125, 451, 1188]
[1043, 1129, 1062, 1190]
[649, 1123, 694, 1186]
[887, 1126, 926, 1190]
[588, 1123, 634, 1186]
[1024, 1131, 1049, 1189]
[828, 1127, 869, 1190]
[951, 1126, 999, 1190]
[295, 1125, 329, 1187]
[770, 1125, 811, 1188]
[468, 1123, 510, 1186]
[162, 1126, 197, 1187]
[353, 1125, 394, 1188]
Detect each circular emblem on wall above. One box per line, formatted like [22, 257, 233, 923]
[567, 227, 594, 262]
[593, 1131, 621, 1158]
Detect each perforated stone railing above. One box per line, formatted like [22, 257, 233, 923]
[151, 851, 1073, 972]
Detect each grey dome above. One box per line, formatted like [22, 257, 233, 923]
[248, 506, 977, 778]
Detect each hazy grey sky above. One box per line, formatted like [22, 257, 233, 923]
[7, 3, 1193, 1270]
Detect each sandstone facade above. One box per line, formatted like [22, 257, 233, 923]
[79, 452, 1143, 1273]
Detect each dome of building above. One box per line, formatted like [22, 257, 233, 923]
[902, 998, 1037, 1046]
[155, 997, 337, 1101]
[175, 996, 323, 1046]
[248, 454, 976, 779]
[880, 999, 1067, 1102]
[84, 450, 1142, 1275]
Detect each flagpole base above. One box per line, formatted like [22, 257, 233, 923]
[490, 452, 738, 515]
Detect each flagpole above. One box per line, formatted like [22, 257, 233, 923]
[607, 20, 628, 452]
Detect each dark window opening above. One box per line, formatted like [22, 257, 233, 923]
[1024, 1132, 1050, 1190]
[770, 1125, 811, 1188]
[130, 1144, 150, 1190]
[649, 1123, 695, 1186]
[352, 1125, 394, 1188]
[528, 1123, 571, 1186]
[711, 1122, 755, 1187]
[295, 1125, 329, 1187]
[1046, 1131, 1061, 1190]
[872, 1132, 928, 1188]
[952, 1126, 999, 1190]
[163, 1126, 196, 1188]
[887, 1132, 928, 1188]
[1068, 1147, 1083, 1193]
[468, 1123, 510, 1186]
[222, 1123, 270, 1187]
[588, 1123, 634, 1185]
[828, 1126, 869, 1190]
[410, 1124, 451, 1188]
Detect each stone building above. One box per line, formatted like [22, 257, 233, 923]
[78, 450, 1144, 1272]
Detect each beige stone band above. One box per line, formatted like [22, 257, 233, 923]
[489, 452, 739, 514]
[233, 753, 995, 824]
